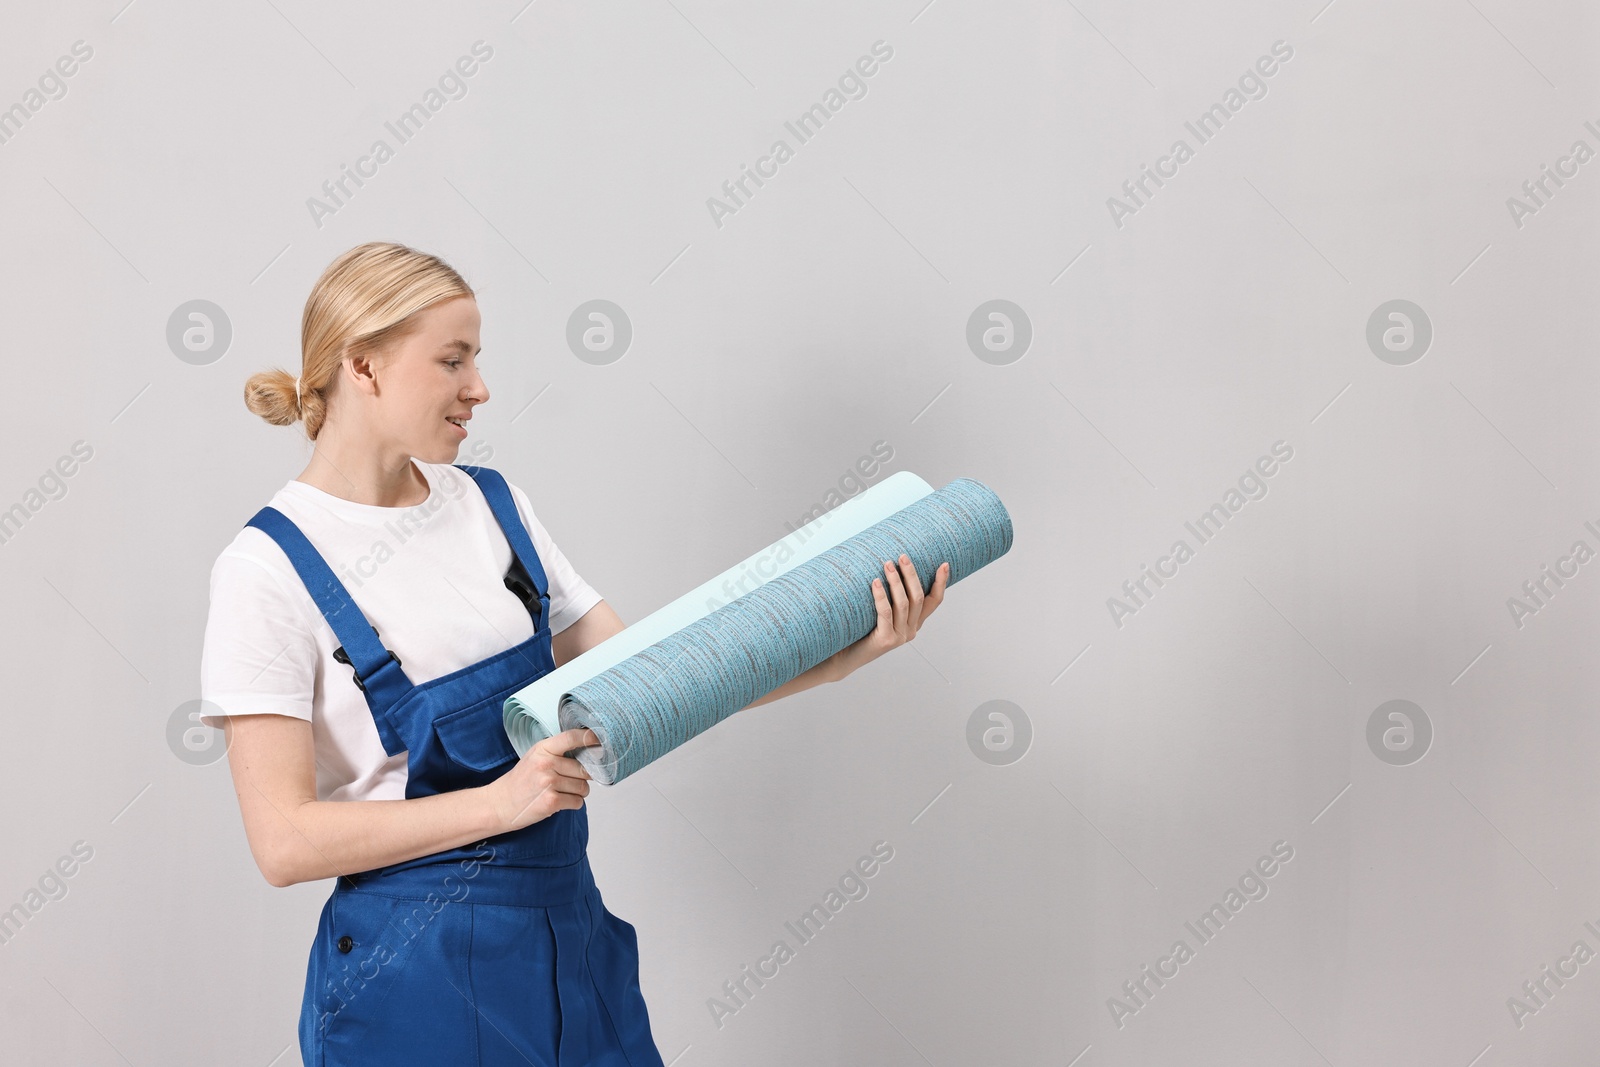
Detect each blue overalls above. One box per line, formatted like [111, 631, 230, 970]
[243, 464, 664, 1067]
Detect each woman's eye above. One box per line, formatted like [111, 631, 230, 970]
[446, 360, 463, 368]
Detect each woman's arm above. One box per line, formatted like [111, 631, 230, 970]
[226, 557, 948, 886]
[551, 599, 625, 667]
[221, 712, 593, 887]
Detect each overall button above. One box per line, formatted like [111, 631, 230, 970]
[337, 935, 353, 953]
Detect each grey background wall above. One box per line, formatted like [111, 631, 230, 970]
[2, 0, 1596, 1063]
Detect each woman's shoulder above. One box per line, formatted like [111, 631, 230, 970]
[207, 480, 323, 613]
[208, 524, 309, 606]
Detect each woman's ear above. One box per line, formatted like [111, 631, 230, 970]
[341, 351, 381, 395]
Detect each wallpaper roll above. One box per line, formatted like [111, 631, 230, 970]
[503, 471, 938, 755]
[539, 476, 1013, 785]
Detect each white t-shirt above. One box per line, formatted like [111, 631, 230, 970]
[199, 460, 602, 802]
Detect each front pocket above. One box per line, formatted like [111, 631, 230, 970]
[314, 893, 429, 1043]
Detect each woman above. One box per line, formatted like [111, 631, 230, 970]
[200, 241, 949, 1066]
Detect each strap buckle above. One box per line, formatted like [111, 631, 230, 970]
[332, 626, 402, 694]
[504, 557, 544, 627]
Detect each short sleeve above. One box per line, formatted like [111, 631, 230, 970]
[198, 545, 320, 728]
[507, 483, 603, 635]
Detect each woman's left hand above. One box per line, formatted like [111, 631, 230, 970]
[829, 554, 950, 680]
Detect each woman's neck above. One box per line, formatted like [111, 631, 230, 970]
[296, 446, 428, 508]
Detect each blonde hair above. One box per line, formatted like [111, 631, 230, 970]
[244, 241, 474, 441]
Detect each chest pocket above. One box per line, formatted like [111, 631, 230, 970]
[431, 698, 521, 773]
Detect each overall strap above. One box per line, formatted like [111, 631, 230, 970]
[243, 507, 411, 755]
[455, 465, 552, 612]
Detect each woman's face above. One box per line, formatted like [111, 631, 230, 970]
[366, 294, 488, 464]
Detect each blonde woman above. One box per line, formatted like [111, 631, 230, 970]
[200, 241, 948, 1065]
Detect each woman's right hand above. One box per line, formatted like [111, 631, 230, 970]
[486, 727, 598, 833]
